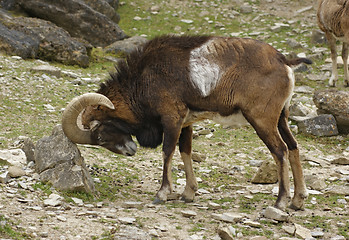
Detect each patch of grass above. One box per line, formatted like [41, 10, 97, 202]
[0, 215, 30, 240]
[32, 182, 53, 196]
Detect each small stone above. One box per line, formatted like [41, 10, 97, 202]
[181, 210, 197, 218]
[118, 217, 136, 224]
[243, 220, 262, 228]
[217, 227, 234, 240]
[208, 202, 221, 210]
[240, 5, 253, 14]
[57, 215, 67, 222]
[263, 206, 289, 222]
[212, 212, 243, 223]
[331, 157, 349, 165]
[31, 65, 61, 78]
[0, 171, 9, 183]
[282, 225, 295, 235]
[8, 166, 26, 178]
[180, 19, 194, 24]
[251, 160, 278, 184]
[294, 223, 312, 239]
[123, 201, 143, 208]
[44, 193, 62, 207]
[311, 230, 324, 238]
[71, 197, 84, 206]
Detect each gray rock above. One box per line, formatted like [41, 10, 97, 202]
[35, 125, 95, 193]
[290, 102, 313, 117]
[212, 212, 243, 223]
[13, 136, 35, 163]
[286, 39, 302, 49]
[325, 185, 349, 195]
[297, 114, 339, 136]
[31, 65, 61, 78]
[313, 90, 349, 134]
[118, 217, 136, 224]
[294, 223, 312, 239]
[251, 160, 278, 184]
[83, 0, 120, 23]
[181, 210, 197, 218]
[263, 206, 289, 222]
[0, 149, 27, 167]
[0, 22, 39, 59]
[331, 157, 349, 165]
[240, 5, 253, 14]
[17, 0, 127, 47]
[8, 166, 26, 178]
[105, 36, 148, 55]
[305, 175, 327, 190]
[43, 193, 62, 207]
[1, 13, 90, 67]
[123, 201, 143, 208]
[0, 171, 9, 183]
[217, 227, 234, 240]
[311, 29, 326, 44]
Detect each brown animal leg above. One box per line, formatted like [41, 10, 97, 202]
[179, 125, 198, 202]
[154, 116, 183, 204]
[326, 32, 338, 87]
[342, 42, 349, 87]
[278, 109, 307, 210]
[248, 117, 291, 210]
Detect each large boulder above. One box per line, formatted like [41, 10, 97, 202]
[0, 22, 39, 58]
[17, 0, 127, 47]
[313, 90, 349, 134]
[35, 125, 95, 193]
[83, 0, 120, 23]
[0, 10, 90, 67]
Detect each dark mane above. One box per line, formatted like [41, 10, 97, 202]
[97, 35, 212, 95]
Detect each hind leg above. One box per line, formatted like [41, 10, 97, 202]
[247, 117, 291, 210]
[278, 110, 307, 210]
[179, 126, 198, 202]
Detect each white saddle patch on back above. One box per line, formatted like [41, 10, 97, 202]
[189, 40, 222, 97]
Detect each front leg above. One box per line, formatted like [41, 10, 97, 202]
[179, 125, 198, 202]
[326, 33, 338, 87]
[154, 115, 184, 204]
[342, 42, 349, 87]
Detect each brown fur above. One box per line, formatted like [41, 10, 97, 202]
[317, 0, 349, 87]
[79, 35, 310, 210]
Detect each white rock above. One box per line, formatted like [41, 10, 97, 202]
[294, 223, 312, 239]
[123, 201, 143, 208]
[72, 197, 84, 206]
[181, 210, 197, 218]
[118, 217, 136, 224]
[181, 19, 194, 24]
[57, 215, 67, 222]
[263, 206, 289, 222]
[212, 212, 243, 223]
[0, 149, 27, 167]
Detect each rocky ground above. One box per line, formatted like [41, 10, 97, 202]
[1, 0, 349, 239]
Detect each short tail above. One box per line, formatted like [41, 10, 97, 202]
[285, 57, 312, 66]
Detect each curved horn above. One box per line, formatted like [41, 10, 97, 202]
[62, 93, 114, 144]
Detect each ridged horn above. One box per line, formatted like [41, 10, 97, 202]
[62, 93, 115, 144]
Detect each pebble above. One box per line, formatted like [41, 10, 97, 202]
[118, 217, 136, 224]
[181, 210, 197, 218]
[8, 166, 26, 178]
[263, 206, 289, 222]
